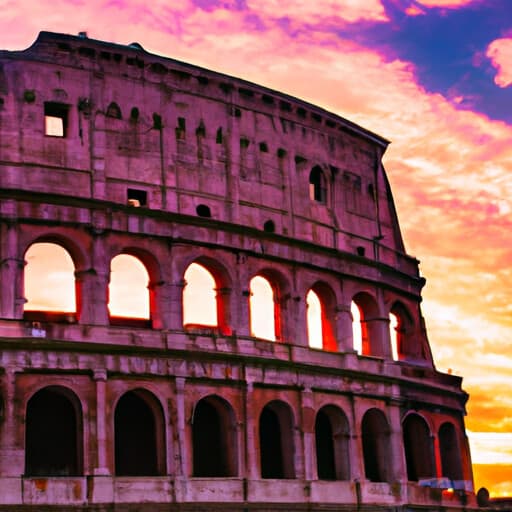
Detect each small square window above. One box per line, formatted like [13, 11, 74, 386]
[127, 188, 147, 207]
[44, 102, 69, 137]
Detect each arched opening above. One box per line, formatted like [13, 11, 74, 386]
[390, 302, 420, 361]
[25, 386, 82, 476]
[259, 401, 295, 479]
[263, 220, 275, 233]
[307, 284, 336, 351]
[250, 275, 278, 341]
[108, 254, 150, 326]
[351, 293, 381, 356]
[439, 422, 464, 482]
[361, 408, 392, 483]
[309, 166, 327, 203]
[24, 242, 77, 321]
[307, 290, 323, 349]
[315, 405, 350, 480]
[196, 204, 211, 218]
[403, 414, 435, 481]
[183, 262, 217, 328]
[192, 396, 238, 477]
[114, 390, 165, 476]
[389, 312, 399, 360]
[106, 101, 122, 119]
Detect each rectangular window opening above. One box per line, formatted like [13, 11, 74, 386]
[44, 102, 69, 137]
[127, 188, 148, 207]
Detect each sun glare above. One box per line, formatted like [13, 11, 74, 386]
[24, 242, 76, 312]
[183, 263, 217, 327]
[250, 276, 276, 341]
[389, 312, 399, 360]
[108, 254, 149, 318]
[351, 301, 362, 354]
[307, 289, 323, 349]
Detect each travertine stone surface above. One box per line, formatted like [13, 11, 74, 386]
[0, 32, 476, 511]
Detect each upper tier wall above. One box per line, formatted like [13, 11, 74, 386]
[0, 31, 410, 268]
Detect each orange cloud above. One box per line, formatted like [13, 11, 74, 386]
[486, 38, 512, 88]
[405, 5, 426, 15]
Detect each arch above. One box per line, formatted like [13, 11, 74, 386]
[192, 395, 238, 477]
[196, 204, 211, 218]
[181, 256, 232, 335]
[309, 165, 327, 203]
[307, 282, 337, 351]
[114, 389, 166, 476]
[108, 253, 151, 325]
[439, 422, 464, 482]
[390, 301, 419, 361]
[259, 400, 295, 479]
[403, 413, 435, 481]
[24, 242, 77, 321]
[25, 386, 83, 476]
[106, 101, 122, 119]
[250, 275, 279, 341]
[361, 408, 392, 482]
[351, 292, 380, 356]
[263, 219, 275, 233]
[315, 405, 350, 480]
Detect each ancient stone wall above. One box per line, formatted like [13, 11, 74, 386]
[0, 32, 476, 511]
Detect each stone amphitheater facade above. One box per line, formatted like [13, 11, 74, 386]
[0, 32, 477, 511]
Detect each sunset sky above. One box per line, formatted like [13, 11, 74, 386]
[3, 0, 512, 496]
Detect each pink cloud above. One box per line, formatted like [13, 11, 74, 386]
[486, 38, 512, 88]
[244, 0, 389, 23]
[415, 0, 477, 7]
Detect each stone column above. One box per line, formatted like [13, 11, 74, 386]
[168, 281, 185, 331]
[78, 232, 110, 325]
[0, 367, 24, 477]
[364, 315, 392, 358]
[244, 381, 259, 479]
[336, 304, 354, 352]
[148, 280, 172, 330]
[234, 253, 250, 338]
[216, 287, 232, 336]
[388, 402, 407, 484]
[300, 388, 316, 480]
[175, 377, 188, 476]
[93, 369, 109, 475]
[348, 396, 365, 481]
[0, 221, 24, 319]
[76, 268, 109, 325]
[294, 296, 308, 347]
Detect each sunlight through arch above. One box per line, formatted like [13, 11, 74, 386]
[250, 275, 276, 341]
[109, 254, 150, 318]
[24, 242, 76, 312]
[183, 263, 217, 327]
[389, 312, 399, 361]
[351, 301, 362, 355]
[307, 289, 322, 349]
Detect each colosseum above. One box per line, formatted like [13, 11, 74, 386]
[0, 31, 477, 511]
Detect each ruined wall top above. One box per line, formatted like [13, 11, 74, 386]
[0, 31, 414, 275]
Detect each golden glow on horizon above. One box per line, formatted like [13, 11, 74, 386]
[108, 254, 149, 318]
[351, 301, 362, 354]
[183, 263, 217, 327]
[389, 312, 399, 361]
[24, 243, 76, 312]
[249, 276, 276, 341]
[306, 289, 323, 349]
